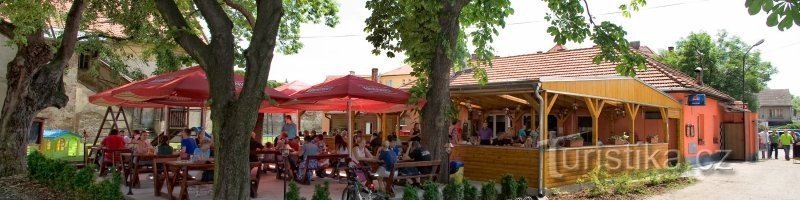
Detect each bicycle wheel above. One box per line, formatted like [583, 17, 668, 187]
[342, 186, 356, 200]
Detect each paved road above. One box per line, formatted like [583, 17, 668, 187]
[648, 149, 800, 200]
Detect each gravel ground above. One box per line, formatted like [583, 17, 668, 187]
[0, 175, 66, 200]
[648, 150, 800, 200]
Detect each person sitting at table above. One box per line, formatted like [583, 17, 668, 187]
[296, 135, 321, 182]
[354, 139, 374, 161]
[288, 136, 301, 152]
[402, 141, 432, 188]
[156, 135, 174, 155]
[249, 132, 265, 162]
[387, 134, 402, 156]
[369, 132, 382, 153]
[179, 129, 198, 160]
[101, 129, 127, 162]
[133, 131, 154, 155]
[376, 140, 398, 187]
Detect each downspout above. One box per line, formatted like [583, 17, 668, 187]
[534, 83, 546, 197]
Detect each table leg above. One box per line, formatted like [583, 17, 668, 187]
[180, 167, 189, 200]
[166, 167, 177, 200]
[154, 166, 162, 196]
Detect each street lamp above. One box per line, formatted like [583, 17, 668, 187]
[741, 39, 765, 102]
[279, 143, 291, 200]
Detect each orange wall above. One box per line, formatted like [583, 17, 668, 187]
[669, 92, 723, 159]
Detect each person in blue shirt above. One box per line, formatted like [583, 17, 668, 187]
[282, 115, 298, 139]
[179, 129, 198, 159]
[376, 140, 398, 183]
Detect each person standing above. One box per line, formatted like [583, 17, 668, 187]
[758, 130, 769, 159]
[769, 131, 779, 159]
[478, 122, 492, 145]
[780, 131, 795, 161]
[282, 115, 298, 140]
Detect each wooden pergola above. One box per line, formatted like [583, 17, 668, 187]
[451, 76, 683, 153]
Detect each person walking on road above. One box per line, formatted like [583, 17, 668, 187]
[769, 131, 780, 159]
[780, 131, 795, 161]
[758, 131, 769, 159]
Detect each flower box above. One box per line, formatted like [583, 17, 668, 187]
[568, 140, 583, 147]
[611, 139, 627, 145]
[648, 137, 659, 144]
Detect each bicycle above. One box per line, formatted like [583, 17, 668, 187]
[341, 165, 388, 200]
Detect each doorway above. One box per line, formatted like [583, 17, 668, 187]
[722, 123, 745, 160]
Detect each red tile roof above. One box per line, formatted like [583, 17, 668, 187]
[449, 46, 735, 101]
[383, 65, 412, 76]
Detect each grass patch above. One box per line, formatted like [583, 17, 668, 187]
[552, 163, 696, 200]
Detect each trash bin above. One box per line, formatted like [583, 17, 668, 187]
[449, 161, 464, 183]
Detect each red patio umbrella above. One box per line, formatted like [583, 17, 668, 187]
[287, 75, 420, 151]
[88, 81, 164, 108]
[259, 81, 311, 113]
[111, 66, 291, 107]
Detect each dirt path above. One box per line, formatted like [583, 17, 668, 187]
[648, 150, 800, 200]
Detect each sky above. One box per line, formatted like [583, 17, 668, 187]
[267, 0, 800, 96]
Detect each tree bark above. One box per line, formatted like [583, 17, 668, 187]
[154, 0, 282, 199]
[420, 0, 469, 183]
[0, 0, 86, 177]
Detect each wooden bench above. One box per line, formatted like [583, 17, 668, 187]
[386, 160, 441, 193]
[297, 154, 349, 184]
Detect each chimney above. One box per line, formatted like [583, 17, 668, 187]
[694, 67, 704, 85]
[629, 41, 641, 50]
[349, 70, 355, 75]
[536, 51, 543, 54]
[371, 68, 379, 82]
[668, 46, 674, 52]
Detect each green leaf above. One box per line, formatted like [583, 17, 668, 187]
[748, 0, 763, 15]
[762, 0, 774, 12]
[779, 14, 793, 30]
[767, 12, 779, 26]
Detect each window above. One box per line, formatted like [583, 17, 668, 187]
[697, 114, 705, 145]
[78, 52, 97, 70]
[386, 80, 393, 87]
[769, 109, 784, 118]
[56, 138, 66, 151]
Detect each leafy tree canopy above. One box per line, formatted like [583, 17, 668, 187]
[365, 0, 648, 101]
[745, 0, 800, 30]
[657, 31, 777, 110]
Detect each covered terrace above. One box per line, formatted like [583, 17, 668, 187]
[449, 76, 684, 188]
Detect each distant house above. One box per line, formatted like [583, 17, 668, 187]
[757, 89, 794, 126]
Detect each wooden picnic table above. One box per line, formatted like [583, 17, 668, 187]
[121, 153, 180, 188]
[297, 153, 349, 184]
[164, 160, 215, 200]
[163, 160, 261, 200]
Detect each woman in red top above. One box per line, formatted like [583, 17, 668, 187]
[101, 129, 126, 161]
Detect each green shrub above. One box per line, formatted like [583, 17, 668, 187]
[442, 181, 463, 200]
[516, 176, 528, 198]
[479, 181, 498, 200]
[499, 174, 517, 200]
[463, 179, 478, 200]
[26, 151, 122, 200]
[287, 181, 301, 200]
[312, 181, 331, 200]
[423, 181, 439, 200]
[611, 172, 635, 195]
[403, 184, 419, 200]
[577, 165, 612, 197]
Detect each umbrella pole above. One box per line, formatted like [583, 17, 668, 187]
[347, 99, 353, 155]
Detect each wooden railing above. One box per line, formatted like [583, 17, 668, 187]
[450, 143, 669, 187]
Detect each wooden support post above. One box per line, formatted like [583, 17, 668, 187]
[378, 113, 388, 141]
[584, 97, 605, 145]
[542, 92, 559, 146]
[659, 108, 669, 143]
[624, 103, 640, 144]
[677, 109, 685, 163]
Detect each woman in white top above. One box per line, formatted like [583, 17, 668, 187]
[354, 139, 373, 160]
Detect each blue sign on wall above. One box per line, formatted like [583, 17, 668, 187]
[688, 93, 706, 106]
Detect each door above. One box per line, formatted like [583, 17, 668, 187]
[668, 119, 679, 165]
[722, 123, 745, 160]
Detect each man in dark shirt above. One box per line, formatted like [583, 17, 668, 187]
[369, 132, 382, 153]
[249, 132, 265, 162]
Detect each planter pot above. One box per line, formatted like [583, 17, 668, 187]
[568, 140, 584, 147]
[611, 139, 627, 145]
[648, 137, 659, 144]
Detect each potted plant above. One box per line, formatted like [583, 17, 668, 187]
[568, 134, 584, 147]
[647, 134, 659, 143]
[609, 132, 629, 145]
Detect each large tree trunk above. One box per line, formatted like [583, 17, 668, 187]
[0, 1, 85, 177]
[420, 0, 468, 183]
[155, 1, 282, 199]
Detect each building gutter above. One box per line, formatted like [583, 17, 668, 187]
[533, 83, 546, 197]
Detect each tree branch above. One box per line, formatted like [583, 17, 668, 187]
[582, 0, 596, 26]
[154, 0, 210, 66]
[48, 0, 87, 70]
[77, 33, 130, 41]
[193, 0, 234, 37]
[223, 0, 256, 29]
[241, 0, 282, 100]
[0, 20, 16, 39]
